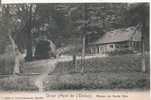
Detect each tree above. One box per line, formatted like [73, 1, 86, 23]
[24, 4, 33, 61]
[126, 3, 149, 72]
[1, 5, 23, 74]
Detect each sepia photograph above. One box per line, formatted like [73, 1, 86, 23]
[0, 3, 150, 92]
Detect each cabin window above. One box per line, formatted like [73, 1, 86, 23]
[97, 47, 99, 53]
[124, 44, 129, 48]
[116, 45, 119, 48]
[134, 42, 137, 47]
[99, 47, 102, 53]
[115, 44, 120, 48]
[96, 48, 99, 53]
[110, 44, 113, 48]
[90, 48, 93, 54]
[115, 42, 129, 48]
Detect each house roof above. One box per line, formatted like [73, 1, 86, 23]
[89, 26, 142, 45]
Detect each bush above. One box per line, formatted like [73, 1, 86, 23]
[110, 79, 148, 89]
[0, 53, 14, 74]
[54, 53, 149, 74]
[0, 76, 37, 91]
[108, 49, 135, 56]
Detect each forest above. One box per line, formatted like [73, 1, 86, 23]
[0, 3, 149, 60]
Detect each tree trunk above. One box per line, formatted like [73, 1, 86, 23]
[8, 34, 20, 74]
[141, 23, 146, 72]
[141, 42, 145, 72]
[25, 5, 33, 61]
[25, 38, 33, 61]
[81, 4, 88, 73]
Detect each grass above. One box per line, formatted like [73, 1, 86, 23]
[0, 72, 149, 91]
[0, 75, 38, 91]
[0, 53, 149, 91]
[0, 53, 14, 74]
[47, 79, 148, 90]
[44, 72, 149, 90]
[110, 79, 148, 89]
[54, 53, 150, 73]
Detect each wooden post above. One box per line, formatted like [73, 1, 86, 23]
[81, 35, 86, 73]
[73, 55, 77, 72]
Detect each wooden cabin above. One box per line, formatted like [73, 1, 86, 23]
[87, 25, 142, 55]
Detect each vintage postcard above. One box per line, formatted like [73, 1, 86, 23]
[0, 0, 150, 100]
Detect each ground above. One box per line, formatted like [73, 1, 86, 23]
[0, 53, 149, 91]
[0, 72, 149, 91]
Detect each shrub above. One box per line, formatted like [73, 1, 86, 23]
[0, 53, 14, 74]
[54, 53, 149, 73]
